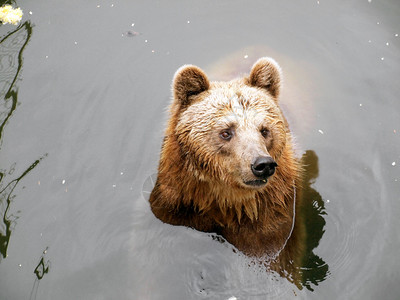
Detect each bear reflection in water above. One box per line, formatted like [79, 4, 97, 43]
[149, 58, 328, 290]
[271, 149, 328, 290]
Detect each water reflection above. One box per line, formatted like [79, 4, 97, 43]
[30, 247, 50, 300]
[271, 150, 328, 291]
[0, 21, 44, 260]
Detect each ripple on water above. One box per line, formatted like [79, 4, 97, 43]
[187, 253, 300, 299]
[316, 152, 390, 295]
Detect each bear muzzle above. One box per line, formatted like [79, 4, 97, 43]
[245, 156, 278, 187]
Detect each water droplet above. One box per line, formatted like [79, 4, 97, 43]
[244, 54, 249, 59]
[392, 162, 396, 166]
[386, 42, 389, 46]
[112, 184, 116, 188]
[327, 199, 330, 203]
[131, 23, 135, 27]
[381, 57, 384, 61]
[395, 34, 399, 37]
[359, 103, 363, 107]
[29, 11, 33, 15]
[62, 180, 65, 185]
[318, 129, 324, 134]
[187, 20, 190, 24]
[144, 39, 148, 43]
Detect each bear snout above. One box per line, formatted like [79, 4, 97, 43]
[251, 156, 278, 178]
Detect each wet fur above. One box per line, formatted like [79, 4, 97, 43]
[150, 58, 301, 257]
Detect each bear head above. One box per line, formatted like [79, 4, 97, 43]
[166, 57, 289, 191]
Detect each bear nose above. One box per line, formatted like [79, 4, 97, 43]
[251, 156, 278, 178]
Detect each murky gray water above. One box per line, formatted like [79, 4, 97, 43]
[1, 0, 399, 299]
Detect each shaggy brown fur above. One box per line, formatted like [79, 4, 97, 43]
[150, 57, 301, 257]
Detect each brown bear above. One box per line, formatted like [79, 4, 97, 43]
[149, 57, 301, 258]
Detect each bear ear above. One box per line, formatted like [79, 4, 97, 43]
[172, 65, 210, 107]
[248, 57, 282, 98]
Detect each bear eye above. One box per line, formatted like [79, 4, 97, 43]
[261, 128, 270, 138]
[219, 129, 233, 141]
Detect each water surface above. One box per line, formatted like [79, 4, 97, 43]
[0, 0, 399, 299]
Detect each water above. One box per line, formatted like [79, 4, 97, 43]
[0, 0, 399, 299]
